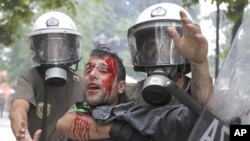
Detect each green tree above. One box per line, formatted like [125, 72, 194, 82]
[182, 0, 248, 44]
[1, 0, 205, 82]
[0, 0, 77, 46]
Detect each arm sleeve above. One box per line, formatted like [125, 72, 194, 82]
[12, 68, 40, 106]
[92, 101, 198, 141]
[109, 120, 151, 141]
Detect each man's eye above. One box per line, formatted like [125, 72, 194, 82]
[99, 69, 108, 73]
[84, 69, 91, 74]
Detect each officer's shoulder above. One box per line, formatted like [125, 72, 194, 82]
[19, 66, 41, 78]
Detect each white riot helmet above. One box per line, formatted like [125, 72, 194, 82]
[28, 11, 82, 86]
[29, 11, 82, 65]
[128, 3, 192, 74]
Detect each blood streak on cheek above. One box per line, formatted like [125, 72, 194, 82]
[69, 114, 92, 140]
[103, 57, 117, 95]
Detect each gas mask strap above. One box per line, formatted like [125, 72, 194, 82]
[69, 61, 79, 72]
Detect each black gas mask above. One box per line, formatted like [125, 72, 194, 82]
[141, 66, 179, 106]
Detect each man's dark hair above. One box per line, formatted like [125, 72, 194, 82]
[90, 47, 126, 81]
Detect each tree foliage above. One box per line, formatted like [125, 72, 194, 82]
[2, 0, 241, 82]
[0, 0, 77, 46]
[182, 0, 248, 43]
[1, 0, 183, 82]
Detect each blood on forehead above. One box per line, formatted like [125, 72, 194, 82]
[85, 56, 117, 73]
[103, 56, 117, 95]
[104, 56, 117, 73]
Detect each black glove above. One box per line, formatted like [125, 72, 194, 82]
[109, 120, 151, 141]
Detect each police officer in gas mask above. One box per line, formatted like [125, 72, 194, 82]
[10, 11, 83, 141]
[126, 3, 212, 106]
[49, 3, 212, 141]
[92, 3, 212, 140]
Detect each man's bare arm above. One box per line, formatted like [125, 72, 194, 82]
[56, 111, 111, 140]
[168, 10, 212, 106]
[9, 99, 31, 139]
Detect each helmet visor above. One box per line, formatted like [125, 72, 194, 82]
[29, 33, 81, 64]
[128, 21, 186, 67]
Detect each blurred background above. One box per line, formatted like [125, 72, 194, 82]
[1, 0, 250, 140]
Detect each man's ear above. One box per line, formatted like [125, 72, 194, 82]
[118, 80, 126, 94]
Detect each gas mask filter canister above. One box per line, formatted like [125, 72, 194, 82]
[45, 66, 67, 86]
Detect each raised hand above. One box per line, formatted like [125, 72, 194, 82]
[167, 10, 208, 65]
